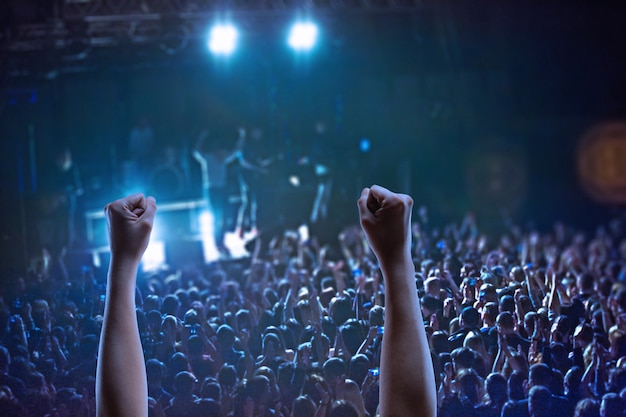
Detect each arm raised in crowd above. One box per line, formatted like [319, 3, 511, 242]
[357, 185, 436, 417]
[96, 193, 157, 417]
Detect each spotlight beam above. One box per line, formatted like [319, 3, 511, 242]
[288, 22, 318, 51]
[208, 24, 238, 55]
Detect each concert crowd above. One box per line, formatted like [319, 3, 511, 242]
[1, 200, 626, 417]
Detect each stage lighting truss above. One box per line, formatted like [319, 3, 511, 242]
[160, 21, 191, 55]
[2, 0, 423, 54]
[61, 0, 424, 19]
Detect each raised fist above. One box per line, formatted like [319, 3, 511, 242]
[357, 185, 413, 263]
[105, 193, 157, 264]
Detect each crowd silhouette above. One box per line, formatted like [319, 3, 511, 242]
[1, 185, 626, 417]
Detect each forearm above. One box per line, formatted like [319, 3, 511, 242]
[18, 327, 28, 348]
[514, 302, 524, 325]
[525, 278, 542, 310]
[315, 403, 329, 417]
[311, 296, 323, 326]
[437, 384, 450, 408]
[357, 335, 374, 356]
[548, 285, 560, 316]
[192, 150, 204, 163]
[379, 255, 436, 417]
[51, 340, 68, 368]
[601, 309, 613, 334]
[243, 351, 255, 381]
[556, 285, 571, 304]
[340, 242, 355, 269]
[492, 349, 504, 373]
[504, 350, 520, 371]
[333, 270, 347, 294]
[283, 292, 295, 323]
[444, 275, 461, 298]
[96, 260, 148, 417]
[581, 360, 595, 395]
[297, 242, 305, 269]
[593, 365, 606, 397]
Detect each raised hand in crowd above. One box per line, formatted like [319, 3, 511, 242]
[96, 193, 156, 417]
[34, 175, 626, 417]
[357, 185, 436, 417]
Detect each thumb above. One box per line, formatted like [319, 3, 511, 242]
[357, 188, 373, 221]
[125, 192, 147, 212]
[131, 194, 147, 216]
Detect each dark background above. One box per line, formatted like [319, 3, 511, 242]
[2, 1, 626, 274]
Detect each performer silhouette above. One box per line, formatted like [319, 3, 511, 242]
[192, 130, 236, 255]
[228, 127, 267, 238]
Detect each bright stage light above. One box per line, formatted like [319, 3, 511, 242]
[199, 210, 220, 263]
[142, 240, 166, 271]
[288, 22, 318, 51]
[289, 175, 301, 187]
[208, 24, 238, 55]
[140, 217, 166, 271]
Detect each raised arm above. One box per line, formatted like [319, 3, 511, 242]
[96, 193, 157, 417]
[192, 130, 209, 161]
[357, 185, 436, 417]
